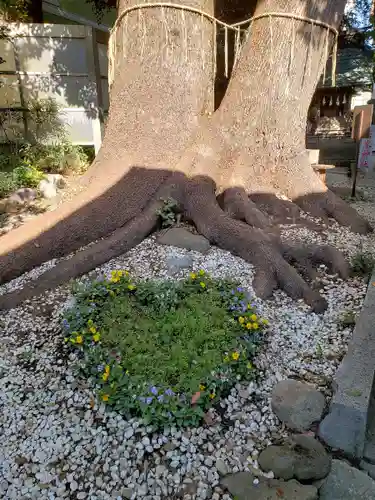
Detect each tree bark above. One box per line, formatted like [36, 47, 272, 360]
[0, 0, 370, 312]
[0, 0, 214, 283]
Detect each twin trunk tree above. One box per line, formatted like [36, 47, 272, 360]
[0, 0, 371, 311]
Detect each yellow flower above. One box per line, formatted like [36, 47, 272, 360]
[247, 303, 252, 309]
[246, 323, 253, 330]
[200, 282, 206, 289]
[261, 318, 269, 325]
[252, 322, 259, 330]
[199, 270, 205, 276]
[250, 314, 257, 321]
[209, 393, 215, 399]
[76, 335, 83, 344]
[110, 277, 120, 283]
[190, 272, 197, 280]
[125, 270, 129, 276]
[102, 372, 109, 382]
[128, 284, 136, 291]
[105, 365, 110, 374]
[102, 394, 110, 402]
[117, 270, 123, 277]
[247, 362, 253, 370]
[89, 326, 97, 334]
[199, 384, 206, 391]
[238, 317, 245, 324]
[93, 333, 101, 342]
[232, 352, 240, 361]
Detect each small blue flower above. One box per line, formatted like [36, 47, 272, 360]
[150, 386, 158, 395]
[231, 289, 235, 295]
[97, 364, 104, 372]
[62, 319, 70, 330]
[237, 287, 243, 292]
[146, 397, 153, 404]
[157, 395, 164, 402]
[165, 389, 175, 396]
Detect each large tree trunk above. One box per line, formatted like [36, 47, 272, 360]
[0, 0, 214, 282]
[0, 0, 370, 312]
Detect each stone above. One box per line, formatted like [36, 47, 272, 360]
[157, 228, 210, 253]
[45, 173, 66, 189]
[215, 459, 229, 476]
[221, 472, 318, 500]
[38, 179, 57, 199]
[3, 188, 37, 213]
[122, 488, 133, 499]
[319, 268, 375, 458]
[258, 435, 331, 481]
[166, 255, 194, 275]
[319, 460, 375, 499]
[271, 380, 325, 431]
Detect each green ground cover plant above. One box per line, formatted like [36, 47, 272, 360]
[63, 271, 268, 428]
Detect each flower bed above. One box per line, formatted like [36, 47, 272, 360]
[63, 270, 268, 428]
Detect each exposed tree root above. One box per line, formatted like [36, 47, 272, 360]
[0, 173, 354, 313]
[183, 176, 346, 313]
[294, 190, 372, 235]
[0, 175, 183, 311]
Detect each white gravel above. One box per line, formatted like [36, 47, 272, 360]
[0, 176, 375, 499]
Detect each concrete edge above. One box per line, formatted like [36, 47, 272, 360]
[318, 269, 375, 458]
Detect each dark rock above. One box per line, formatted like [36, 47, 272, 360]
[157, 228, 210, 253]
[319, 460, 375, 499]
[271, 380, 325, 431]
[221, 472, 318, 500]
[166, 255, 193, 274]
[259, 435, 331, 481]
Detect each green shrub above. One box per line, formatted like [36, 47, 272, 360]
[12, 161, 44, 188]
[23, 142, 89, 175]
[62, 271, 268, 428]
[156, 197, 180, 228]
[338, 310, 356, 328]
[0, 171, 17, 198]
[350, 251, 375, 278]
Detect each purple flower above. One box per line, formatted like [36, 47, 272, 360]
[97, 364, 104, 372]
[62, 319, 70, 330]
[165, 389, 175, 397]
[157, 395, 164, 402]
[237, 287, 243, 292]
[150, 386, 158, 395]
[231, 290, 235, 295]
[146, 397, 153, 404]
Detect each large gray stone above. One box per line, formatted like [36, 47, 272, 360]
[319, 460, 375, 500]
[38, 179, 57, 199]
[258, 435, 331, 481]
[166, 255, 193, 275]
[271, 380, 325, 431]
[221, 472, 317, 500]
[157, 228, 210, 253]
[318, 269, 375, 458]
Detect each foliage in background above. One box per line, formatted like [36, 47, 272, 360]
[63, 271, 268, 428]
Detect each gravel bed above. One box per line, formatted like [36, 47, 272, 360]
[0, 185, 375, 499]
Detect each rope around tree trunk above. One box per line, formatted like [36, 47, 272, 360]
[108, 3, 339, 88]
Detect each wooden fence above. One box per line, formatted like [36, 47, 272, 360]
[0, 23, 109, 153]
